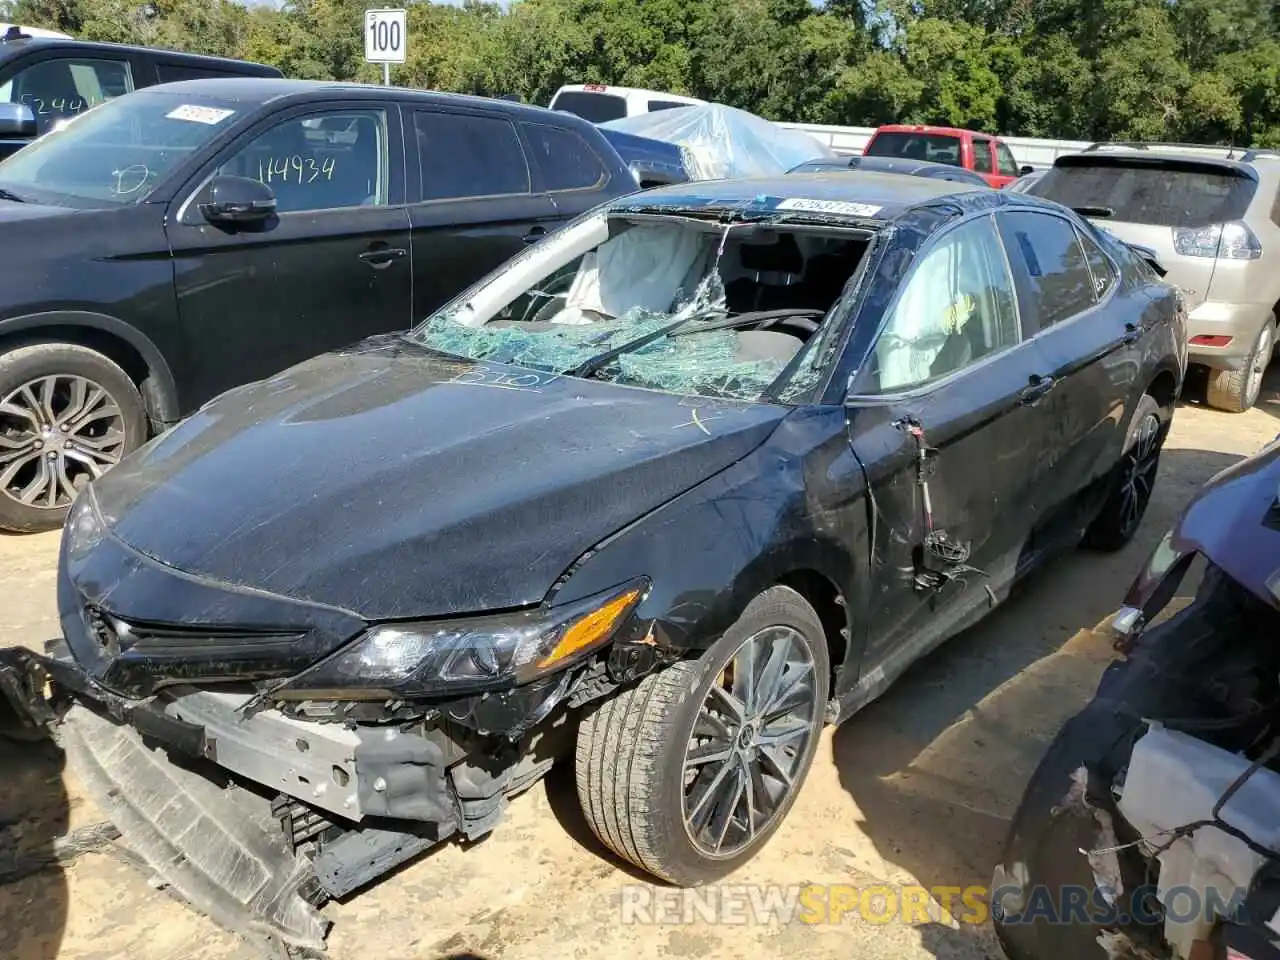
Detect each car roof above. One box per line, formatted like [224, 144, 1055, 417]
[0, 35, 277, 70]
[618, 171, 988, 222]
[137, 77, 588, 122]
[873, 124, 1002, 140]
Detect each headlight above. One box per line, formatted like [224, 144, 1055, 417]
[275, 578, 648, 701]
[64, 486, 105, 562]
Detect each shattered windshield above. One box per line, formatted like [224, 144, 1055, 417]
[406, 212, 871, 402]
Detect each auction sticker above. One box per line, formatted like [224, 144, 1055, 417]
[166, 105, 236, 125]
[776, 197, 882, 218]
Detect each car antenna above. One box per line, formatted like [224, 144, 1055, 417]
[1227, 137, 1236, 160]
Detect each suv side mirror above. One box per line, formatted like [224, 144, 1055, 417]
[1019, 164, 1034, 176]
[199, 175, 277, 226]
[0, 103, 37, 138]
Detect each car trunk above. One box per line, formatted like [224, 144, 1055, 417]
[1031, 154, 1259, 309]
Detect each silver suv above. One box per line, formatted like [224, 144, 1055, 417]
[1030, 142, 1280, 411]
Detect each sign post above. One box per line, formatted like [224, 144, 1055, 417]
[364, 8, 406, 86]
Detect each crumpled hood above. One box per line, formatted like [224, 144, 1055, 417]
[90, 337, 786, 620]
[1168, 438, 1280, 608]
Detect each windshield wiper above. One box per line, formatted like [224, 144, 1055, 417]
[0, 187, 28, 203]
[569, 308, 722, 380]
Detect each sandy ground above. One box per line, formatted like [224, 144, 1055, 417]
[3, 371, 1280, 960]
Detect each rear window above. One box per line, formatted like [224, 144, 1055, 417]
[550, 91, 627, 124]
[865, 132, 962, 167]
[1032, 159, 1257, 227]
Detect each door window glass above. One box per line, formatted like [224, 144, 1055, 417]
[216, 109, 388, 214]
[867, 215, 1021, 392]
[1077, 226, 1118, 300]
[414, 110, 530, 201]
[0, 57, 133, 133]
[996, 142, 1020, 177]
[997, 211, 1097, 333]
[522, 122, 607, 191]
[972, 138, 993, 174]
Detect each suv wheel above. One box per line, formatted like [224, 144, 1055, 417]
[1084, 394, 1166, 552]
[0, 343, 147, 533]
[574, 585, 829, 885]
[1206, 317, 1274, 413]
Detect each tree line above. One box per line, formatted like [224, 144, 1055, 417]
[7, 0, 1280, 146]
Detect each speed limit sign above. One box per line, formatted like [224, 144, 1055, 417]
[364, 8, 406, 65]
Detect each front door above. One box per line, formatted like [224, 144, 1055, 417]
[405, 108, 560, 321]
[845, 212, 1055, 679]
[165, 101, 413, 408]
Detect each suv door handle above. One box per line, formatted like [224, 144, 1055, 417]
[1122, 321, 1142, 344]
[522, 226, 547, 244]
[1019, 373, 1057, 405]
[359, 246, 407, 269]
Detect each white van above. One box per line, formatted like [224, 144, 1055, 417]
[548, 84, 705, 124]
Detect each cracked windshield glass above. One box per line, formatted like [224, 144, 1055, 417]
[406, 213, 870, 401]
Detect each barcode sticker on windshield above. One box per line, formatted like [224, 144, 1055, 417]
[776, 197, 882, 218]
[166, 105, 235, 125]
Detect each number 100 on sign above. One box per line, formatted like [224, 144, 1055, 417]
[365, 9, 406, 64]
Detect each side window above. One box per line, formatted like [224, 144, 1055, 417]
[972, 138, 993, 175]
[647, 100, 688, 112]
[996, 142, 1020, 178]
[216, 109, 388, 214]
[997, 211, 1098, 333]
[158, 64, 245, 83]
[0, 57, 133, 133]
[1077, 226, 1118, 299]
[414, 110, 530, 201]
[866, 215, 1021, 393]
[522, 122, 608, 192]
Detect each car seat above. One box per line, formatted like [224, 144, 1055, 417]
[724, 234, 805, 312]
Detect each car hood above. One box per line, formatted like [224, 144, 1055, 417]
[90, 337, 787, 621]
[1165, 438, 1280, 609]
[0, 197, 79, 223]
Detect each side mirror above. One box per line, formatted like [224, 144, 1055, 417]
[199, 175, 276, 226]
[1019, 164, 1034, 176]
[0, 102, 37, 139]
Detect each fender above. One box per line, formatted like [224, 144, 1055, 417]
[0, 310, 181, 426]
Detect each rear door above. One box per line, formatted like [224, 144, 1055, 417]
[166, 99, 413, 406]
[404, 106, 559, 321]
[846, 213, 1055, 676]
[995, 209, 1138, 542]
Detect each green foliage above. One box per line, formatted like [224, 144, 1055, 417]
[10, 0, 1280, 145]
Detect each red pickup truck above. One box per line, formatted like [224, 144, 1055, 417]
[863, 124, 1032, 188]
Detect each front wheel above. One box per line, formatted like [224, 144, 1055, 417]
[574, 585, 830, 885]
[0, 343, 147, 533]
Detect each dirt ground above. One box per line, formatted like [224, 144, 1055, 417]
[3, 371, 1280, 960]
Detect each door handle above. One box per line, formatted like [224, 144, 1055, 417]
[1122, 321, 1142, 344]
[359, 246, 407, 269]
[1019, 373, 1057, 405]
[522, 226, 547, 245]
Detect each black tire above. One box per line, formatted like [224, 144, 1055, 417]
[1206, 315, 1274, 413]
[574, 585, 830, 886]
[0, 342, 147, 534]
[1083, 393, 1166, 552]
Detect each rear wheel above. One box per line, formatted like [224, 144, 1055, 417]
[1206, 316, 1274, 413]
[1083, 394, 1165, 552]
[574, 586, 829, 885]
[0, 343, 147, 533]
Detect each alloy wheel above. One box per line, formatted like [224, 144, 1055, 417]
[0, 375, 127, 511]
[681, 625, 820, 859]
[1246, 324, 1274, 410]
[1118, 412, 1161, 537]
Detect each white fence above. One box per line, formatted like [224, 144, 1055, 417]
[776, 122, 1095, 170]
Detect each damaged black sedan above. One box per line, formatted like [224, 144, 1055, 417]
[7, 173, 1185, 953]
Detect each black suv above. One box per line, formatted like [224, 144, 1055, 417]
[0, 31, 281, 157]
[0, 78, 638, 532]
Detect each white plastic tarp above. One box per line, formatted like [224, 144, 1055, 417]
[601, 103, 835, 180]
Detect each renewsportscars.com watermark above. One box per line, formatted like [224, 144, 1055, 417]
[618, 883, 1249, 927]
